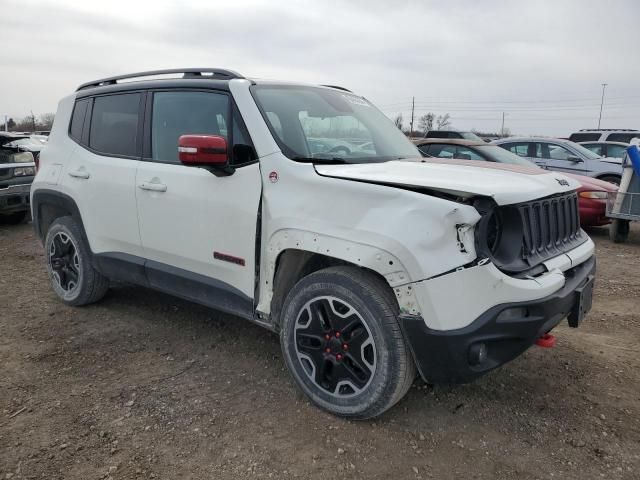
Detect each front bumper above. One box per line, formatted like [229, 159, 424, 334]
[0, 182, 32, 214]
[399, 255, 596, 384]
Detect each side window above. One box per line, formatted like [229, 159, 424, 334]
[69, 99, 89, 142]
[428, 144, 456, 158]
[503, 142, 530, 157]
[569, 133, 600, 142]
[417, 145, 430, 156]
[151, 91, 229, 164]
[454, 147, 483, 161]
[537, 143, 573, 160]
[582, 143, 603, 156]
[607, 133, 639, 143]
[89, 93, 141, 157]
[607, 144, 627, 158]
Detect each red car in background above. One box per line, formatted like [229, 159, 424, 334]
[412, 138, 617, 227]
[570, 175, 616, 226]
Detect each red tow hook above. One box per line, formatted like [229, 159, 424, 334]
[535, 333, 557, 348]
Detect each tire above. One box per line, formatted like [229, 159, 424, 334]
[609, 219, 630, 243]
[0, 211, 28, 225]
[280, 266, 416, 419]
[600, 175, 621, 186]
[44, 216, 109, 306]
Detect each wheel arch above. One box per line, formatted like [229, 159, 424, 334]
[258, 230, 422, 329]
[32, 189, 89, 250]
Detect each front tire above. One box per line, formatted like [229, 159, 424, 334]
[44, 216, 109, 306]
[280, 266, 415, 419]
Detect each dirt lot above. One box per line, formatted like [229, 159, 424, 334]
[1, 221, 639, 480]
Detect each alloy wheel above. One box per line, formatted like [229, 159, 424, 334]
[294, 296, 376, 397]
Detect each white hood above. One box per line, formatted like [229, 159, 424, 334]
[315, 160, 580, 205]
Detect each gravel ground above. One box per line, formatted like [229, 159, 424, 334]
[1, 221, 639, 480]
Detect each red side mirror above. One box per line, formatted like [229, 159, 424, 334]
[178, 135, 228, 166]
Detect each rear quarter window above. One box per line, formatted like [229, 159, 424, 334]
[69, 99, 89, 142]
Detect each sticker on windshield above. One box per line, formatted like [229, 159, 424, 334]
[341, 94, 370, 107]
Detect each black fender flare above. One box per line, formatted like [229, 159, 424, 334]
[31, 189, 90, 251]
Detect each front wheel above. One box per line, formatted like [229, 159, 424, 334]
[280, 266, 415, 419]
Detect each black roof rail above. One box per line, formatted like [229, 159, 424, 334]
[76, 68, 244, 91]
[578, 128, 638, 132]
[321, 84, 352, 93]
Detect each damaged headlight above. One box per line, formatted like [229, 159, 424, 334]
[474, 205, 524, 270]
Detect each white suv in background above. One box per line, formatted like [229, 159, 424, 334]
[569, 129, 640, 143]
[31, 69, 596, 418]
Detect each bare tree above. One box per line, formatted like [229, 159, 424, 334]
[418, 113, 434, 136]
[436, 113, 451, 130]
[38, 113, 55, 130]
[393, 113, 404, 130]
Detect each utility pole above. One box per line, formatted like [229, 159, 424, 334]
[409, 96, 415, 137]
[598, 83, 607, 129]
[30, 110, 36, 132]
[3, 115, 7, 132]
[501, 112, 506, 137]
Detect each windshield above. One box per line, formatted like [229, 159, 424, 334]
[251, 85, 420, 163]
[567, 141, 605, 160]
[476, 145, 539, 167]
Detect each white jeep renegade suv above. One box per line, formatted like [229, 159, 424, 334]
[31, 68, 596, 418]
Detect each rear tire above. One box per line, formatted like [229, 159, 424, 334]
[44, 216, 109, 306]
[609, 219, 629, 243]
[280, 266, 416, 419]
[1, 211, 28, 225]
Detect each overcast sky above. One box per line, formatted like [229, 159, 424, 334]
[1, 0, 638, 135]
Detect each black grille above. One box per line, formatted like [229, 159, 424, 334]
[518, 192, 583, 266]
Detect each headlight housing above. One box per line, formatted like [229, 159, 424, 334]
[475, 206, 524, 268]
[579, 191, 608, 199]
[13, 167, 36, 177]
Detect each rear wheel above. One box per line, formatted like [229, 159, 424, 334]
[280, 266, 415, 419]
[45, 216, 109, 305]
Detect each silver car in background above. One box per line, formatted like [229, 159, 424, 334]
[492, 137, 623, 185]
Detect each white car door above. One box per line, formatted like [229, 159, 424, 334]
[135, 90, 262, 315]
[62, 93, 143, 258]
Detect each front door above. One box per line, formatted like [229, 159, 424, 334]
[135, 90, 262, 315]
[535, 142, 588, 175]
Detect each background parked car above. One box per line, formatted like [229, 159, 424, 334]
[492, 137, 623, 185]
[0, 147, 35, 224]
[413, 138, 617, 227]
[579, 141, 628, 159]
[569, 129, 640, 143]
[423, 130, 485, 141]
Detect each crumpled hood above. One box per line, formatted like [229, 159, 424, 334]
[315, 159, 581, 205]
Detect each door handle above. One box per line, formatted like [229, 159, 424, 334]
[68, 169, 90, 179]
[138, 182, 167, 192]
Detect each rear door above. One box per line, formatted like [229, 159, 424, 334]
[135, 89, 261, 314]
[62, 93, 143, 257]
[500, 142, 543, 167]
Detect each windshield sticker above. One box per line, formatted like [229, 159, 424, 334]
[341, 94, 370, 107]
